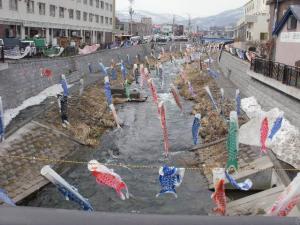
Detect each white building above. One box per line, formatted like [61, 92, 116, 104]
[235, 0, 270, 42]
[0, 0, 115, 45]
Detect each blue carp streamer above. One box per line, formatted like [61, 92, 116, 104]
[104, 77, 113, 105]
[269, 116, 283, 140]
[192, 114, 201, 145]
[156, 165, 185, 198]
[99, 62, 108, 75]
[225, 172, 253, 191]
[208, 69, 220, 79]
[0, 189, 15, 206]
[61, 76, 69, 97]
[235, 89, 241, 116]
[204, 86, 218, 110]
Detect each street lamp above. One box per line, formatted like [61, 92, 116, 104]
[128, 0, 134, 36]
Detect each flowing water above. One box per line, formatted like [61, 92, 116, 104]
[25, 59, 214, 215]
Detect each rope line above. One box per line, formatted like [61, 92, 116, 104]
[0, 155, 299, 173]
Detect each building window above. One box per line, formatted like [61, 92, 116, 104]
[9, 0, 18, 11]
[76, 10, 81, 20]
[90, 0, 93, 6]
[50, 5, 56, 17]
[100, 1, 104, 9]
[27, 0, 34, 14]
[83, 0, 87, 4]
[83, 12, 87, 21]
[69, 9, 74, 19]
[96, 0, 99, 8]
[89, 13, 93, 22]
[287, 15, 297, 30]
[105, 3, 108, 10]
[110, 18, 112, 25]
[260, 32, 268, 41]
[38, 2, 45, 15]
[110, 4, 112, 12]
[59, 7, 64, 18]
[101, 16, 104, 23]
[105, 17, 108, 24]
[95, 15, 99, 23]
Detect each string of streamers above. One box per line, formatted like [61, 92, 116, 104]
[204, 86, 218, 110]
[88, 160, 129, 200]
[104, 76, 113, 105]
[156, 165, 185, 198]
[268, 116, 283, 140]
[170, 84, 183, 112]
[0, 96, 4, 142]
[1, 154, 300, 172]
[41, 165, 93, 211]
[159, 102, 169, 157]
[260, 117, 269, 154]
[226, 111, 239, 173]
[225, 171, 253, 191]
[0, 188, 16, 206]
[211, 179, 226, 216]
[268, 172, 300, 216]
[192, 114, 201, 145]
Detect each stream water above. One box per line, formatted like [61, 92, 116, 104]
[25, 59, 214, 215]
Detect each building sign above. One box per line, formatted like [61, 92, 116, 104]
[280, 32, 300, 43]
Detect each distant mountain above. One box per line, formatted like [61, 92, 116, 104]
[191, 7, 244, 29]
[116, 7, 243, 29]
[116, 10, 186, 24]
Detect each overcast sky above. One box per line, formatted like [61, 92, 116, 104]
[116, 0, 248, 18]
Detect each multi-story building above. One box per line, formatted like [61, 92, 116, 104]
[116, 18, 152, 36]
[234, 0, 269, 42]
[0, 0, 115, 45]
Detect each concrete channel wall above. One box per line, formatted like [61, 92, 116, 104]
[0, 44, 151, 110]
[218, 51, 300, 129]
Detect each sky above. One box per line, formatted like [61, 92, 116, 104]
[116, 0, 248, 18]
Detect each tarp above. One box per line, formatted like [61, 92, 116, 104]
[79, 44, 100, 55]
[4, 46, 31, 60]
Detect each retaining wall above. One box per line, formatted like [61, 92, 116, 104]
[0, 44, 151, 110]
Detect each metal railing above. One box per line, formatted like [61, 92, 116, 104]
[251, 58, 300, 89]
[0, 206, 299, 225]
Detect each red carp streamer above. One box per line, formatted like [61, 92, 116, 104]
[211, 179, 226, 216]
[140, 64, 146, 88]
[88, 160, 129, 200]
[260, 117, 269, 154]
[158, 102, 169, 157]
[40, 68, 53, 79]
[148, 79, 160, 115]
[170, 84, 183, 112]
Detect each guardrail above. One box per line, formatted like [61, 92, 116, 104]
[251, 58, 300, 89]
[0, 206, 299, 225]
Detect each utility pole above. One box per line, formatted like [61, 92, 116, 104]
[172, 15, 175, 36]
[188, 14, 191, 34]
[128, 0, 134, 36]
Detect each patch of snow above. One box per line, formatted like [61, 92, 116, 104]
[4, 83, 73, 128]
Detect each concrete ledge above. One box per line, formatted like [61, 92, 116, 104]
[248, 70, 300, 100]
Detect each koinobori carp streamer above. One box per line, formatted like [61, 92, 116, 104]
[88, 160, 129, 200]
[158, 101, 169, 157]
